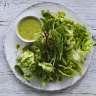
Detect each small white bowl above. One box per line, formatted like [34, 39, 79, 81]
[16, 16, 42, 43]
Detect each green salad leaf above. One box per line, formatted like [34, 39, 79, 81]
[38, 62, 54, 72]
[15, 10, 94, 87]
[58, 67, 77, 77]
[15, 65, 24, 76]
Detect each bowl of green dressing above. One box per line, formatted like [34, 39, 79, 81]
[17, 16, 42, 42]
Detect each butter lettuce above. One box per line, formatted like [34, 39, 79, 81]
[38, 62, 54, 72]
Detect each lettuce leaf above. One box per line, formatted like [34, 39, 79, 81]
[58, 67, 77, 77]
[38, 62, 54, 72]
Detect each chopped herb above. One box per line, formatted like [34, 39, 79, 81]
[16, 43, 20, 50]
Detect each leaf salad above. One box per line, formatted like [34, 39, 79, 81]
[15, 10, 94, 87]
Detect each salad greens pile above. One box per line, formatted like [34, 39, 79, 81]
[15, 10, 94, 87]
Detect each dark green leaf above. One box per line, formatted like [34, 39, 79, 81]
[15, 65, 24, 76]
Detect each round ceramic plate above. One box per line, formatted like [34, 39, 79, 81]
[4, 2, 92, 91]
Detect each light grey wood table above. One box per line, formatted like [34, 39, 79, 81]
[0, 0, 96, 96]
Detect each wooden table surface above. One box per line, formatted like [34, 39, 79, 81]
[0, 0, 96, 96]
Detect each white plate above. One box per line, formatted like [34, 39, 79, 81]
[4, 2, 92, 91]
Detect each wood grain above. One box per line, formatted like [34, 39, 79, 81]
[0, 0, 96, 96]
